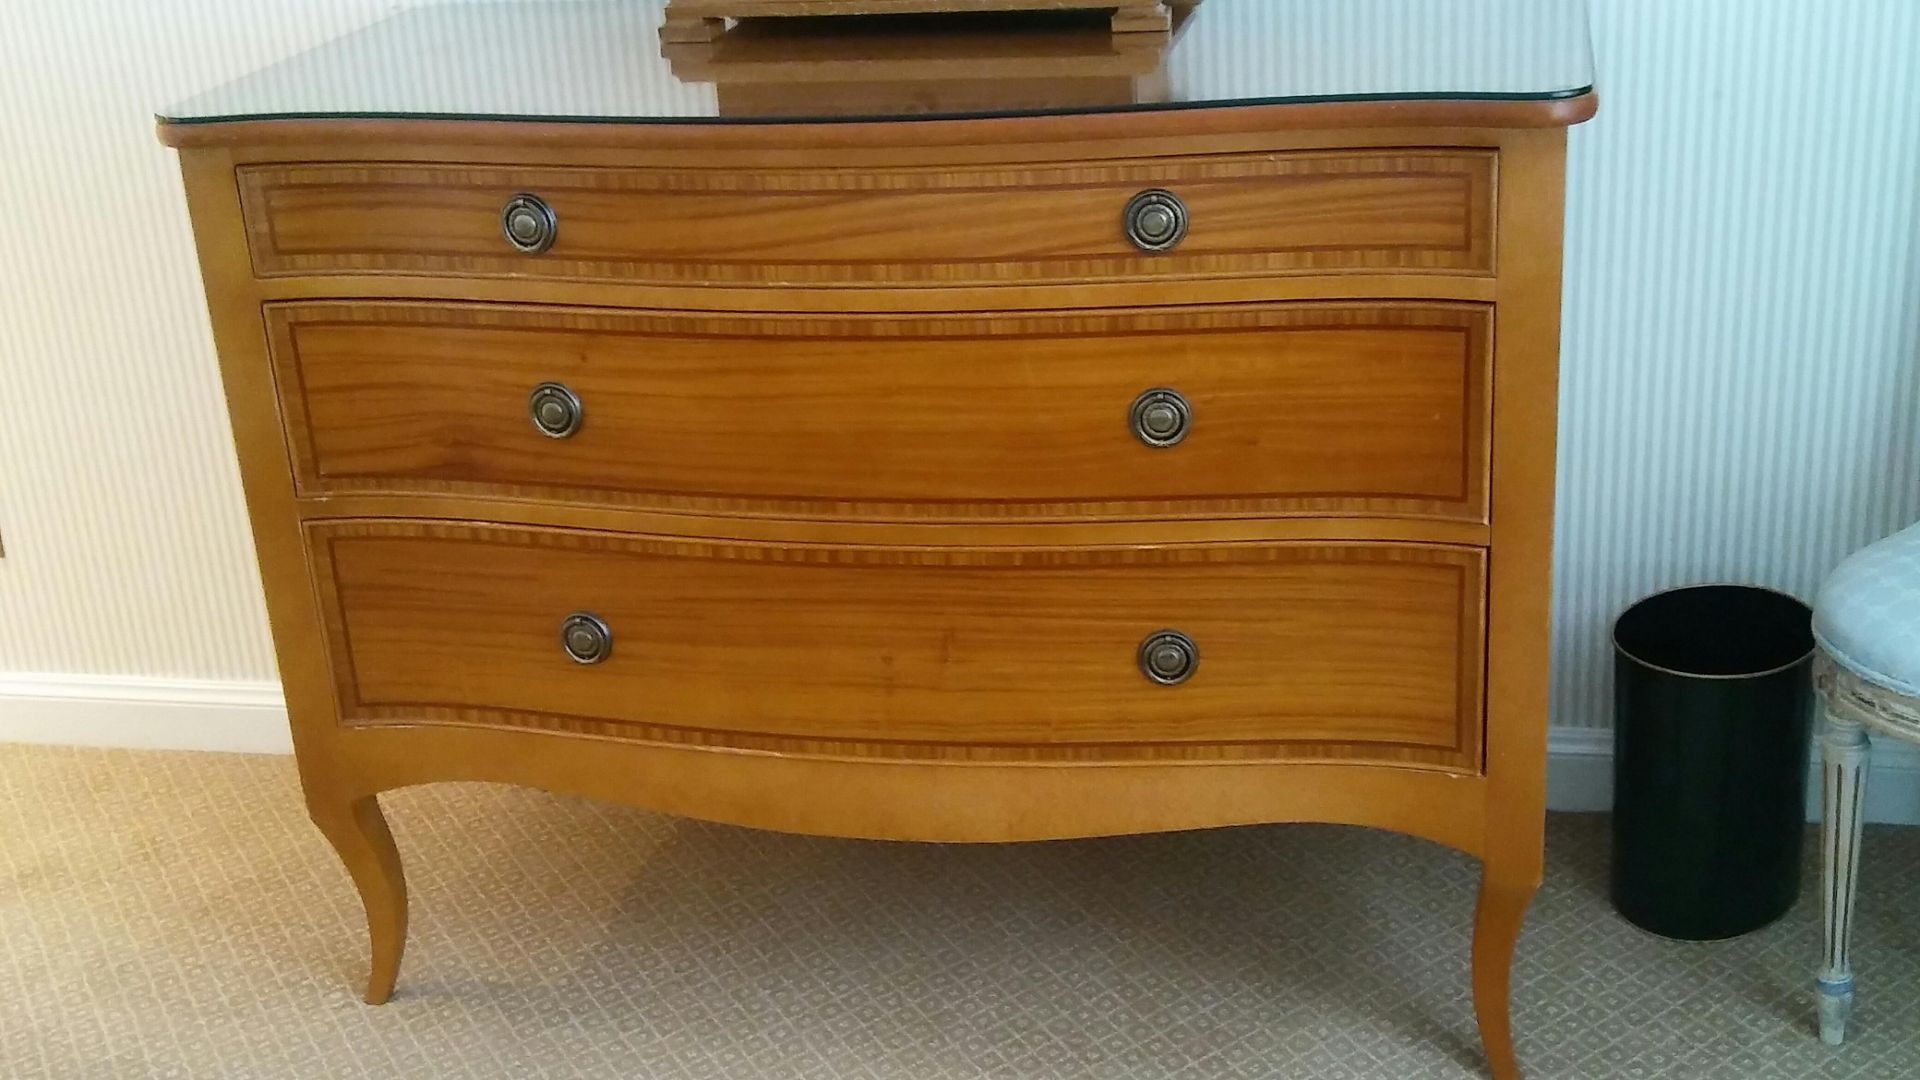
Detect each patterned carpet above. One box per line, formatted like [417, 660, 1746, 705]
[2, 744, 1917, 1079]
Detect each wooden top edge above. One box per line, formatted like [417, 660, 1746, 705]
[155, 92, 1597, 150]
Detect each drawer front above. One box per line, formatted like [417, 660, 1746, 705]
[237, 150, 1495, 285]
[311, 522, 1486, 770]
[270, 301, 1490, 522]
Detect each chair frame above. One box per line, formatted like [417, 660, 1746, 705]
[1813, 652, 1920, 1043]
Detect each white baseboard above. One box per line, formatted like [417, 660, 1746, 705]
[1546, 725, 1920, 826]
[4, 675, 1915, 824]
[1543, 728, 1617, 814]
[0, 673, 291, 754]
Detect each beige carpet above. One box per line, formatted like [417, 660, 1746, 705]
[3, 744, 1918, 1079]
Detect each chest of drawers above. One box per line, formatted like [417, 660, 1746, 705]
[161, 3, 1594, 1076]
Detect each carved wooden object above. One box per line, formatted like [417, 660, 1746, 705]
[661, 0, 1175, 43]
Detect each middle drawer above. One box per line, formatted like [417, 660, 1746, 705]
[268, 300, 1490, 522]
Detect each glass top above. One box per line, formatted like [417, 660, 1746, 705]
[162, 0, 1594, 126]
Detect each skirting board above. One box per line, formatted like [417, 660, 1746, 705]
[3, 674, 1916, 824]
[1545, 726, 1920, 826]
[0, 673, 291, 754]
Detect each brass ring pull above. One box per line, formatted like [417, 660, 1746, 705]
[1123, 188, 1188, 253]
[1129, 387, 1191, 447]
[560, 612, 612, 665]
[528, 382, 583, 439]
[1138, 629, 1198, 685]
[502, 193, 557, 254]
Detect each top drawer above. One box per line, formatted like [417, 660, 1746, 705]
[235, 149, 1496, 287]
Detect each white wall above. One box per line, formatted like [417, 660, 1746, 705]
[1546, 0, 1920, 821]
[0, 0, 412, 750]
[2, 2, 1918, 810]
[1552, 0, 1920, 733]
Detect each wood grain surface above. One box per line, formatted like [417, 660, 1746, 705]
[236, 149, 1495, 285]
[329, 724, 1494, 851]
[268, 299, 1490, 522]
[170, 95, 1579, 1070]
[310, 521, 1486, 769]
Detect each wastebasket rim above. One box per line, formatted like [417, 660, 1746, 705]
[1611, 582, 1815, 680]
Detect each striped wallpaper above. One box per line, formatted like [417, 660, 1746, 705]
[1, 1, 1917, 738]
[1550, 0, 1920, 729]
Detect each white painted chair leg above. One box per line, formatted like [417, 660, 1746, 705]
[1816, 708, 1870, 1045]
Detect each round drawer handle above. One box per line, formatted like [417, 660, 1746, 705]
[528, 381, 583, 439]
[1129, 387, 1191, 447]
[1138, 629, 1198, 685]
[560, 612, 612, 665]
[502, 193, 557, 254]
[1122, 188, 1188, 253]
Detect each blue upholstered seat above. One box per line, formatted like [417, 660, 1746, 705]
[1814, 520, 1920, 698]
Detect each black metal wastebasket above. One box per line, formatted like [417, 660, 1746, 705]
[1610, 584, 1816, 940]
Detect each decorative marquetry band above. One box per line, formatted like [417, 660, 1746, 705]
[235, 148, 1495, 285]
[304, 520, 1487, 770]
[262, 298, 1491, 524]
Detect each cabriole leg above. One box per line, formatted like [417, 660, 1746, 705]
[1471, 866, 1538, 1080]
[310, 793, 409, 1004]
[1816, 709, 1870, 1045]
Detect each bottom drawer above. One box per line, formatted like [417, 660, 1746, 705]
[309, 522, 1486, 769]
